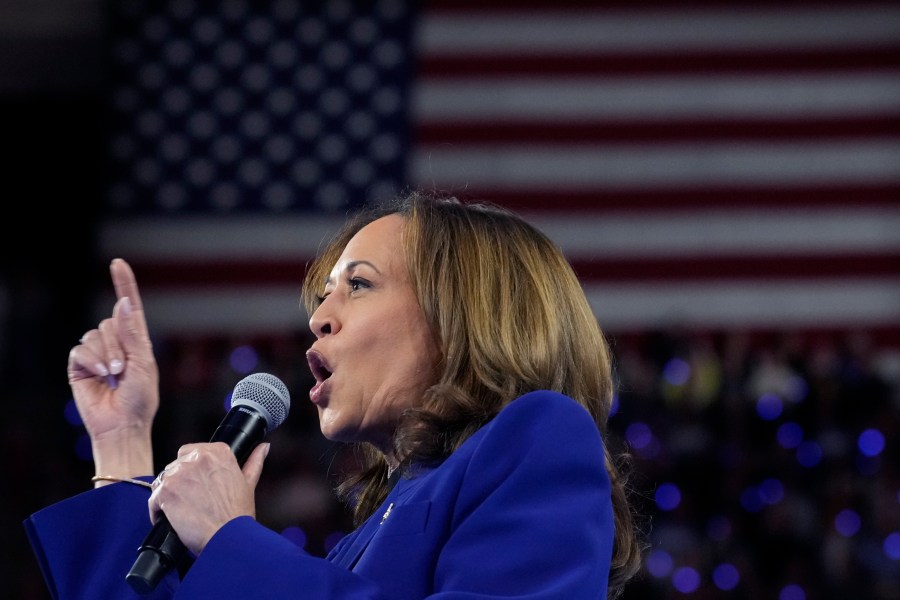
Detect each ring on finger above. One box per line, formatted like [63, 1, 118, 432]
[154, 465, 171, 487]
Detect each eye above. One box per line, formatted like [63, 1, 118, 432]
[349, 277, 370, 292]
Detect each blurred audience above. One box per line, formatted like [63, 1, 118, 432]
[614, 328, 899, 599]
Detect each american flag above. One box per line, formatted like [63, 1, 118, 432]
[96, 0, 900, 343]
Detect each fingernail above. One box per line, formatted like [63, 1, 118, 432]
[121, 296, 132, 316]
[263, 443, 271, 458]
[109, 359, 124, 374]
[95, 363, 110, 377]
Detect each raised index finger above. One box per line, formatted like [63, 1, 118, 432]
[110, 258, 145, 314]
[109, 258, 151, 345]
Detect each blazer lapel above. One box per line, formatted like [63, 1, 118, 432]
[329, 517, 381, 570]
[328, 472, 408, 570]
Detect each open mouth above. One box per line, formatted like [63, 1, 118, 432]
[306, 349, 333, 383]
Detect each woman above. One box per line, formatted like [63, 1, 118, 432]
[26, 192, 642, 599]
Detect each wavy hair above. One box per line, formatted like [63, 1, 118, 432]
[301, 191, 642, 596]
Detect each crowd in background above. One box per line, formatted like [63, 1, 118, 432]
[611, 327, 899, 599]
[4, 322, 899, 599]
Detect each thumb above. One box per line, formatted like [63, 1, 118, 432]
[242, 443, 270, 490]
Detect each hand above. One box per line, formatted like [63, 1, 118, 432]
[67, 258, 159, 481]
[149, 442, 270, 555]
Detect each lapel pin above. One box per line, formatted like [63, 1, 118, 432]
[380, 502, 394, 525]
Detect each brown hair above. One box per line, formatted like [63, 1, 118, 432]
[302, 191, 642, 596]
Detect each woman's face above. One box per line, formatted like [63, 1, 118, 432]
[306, 214, 440, 453]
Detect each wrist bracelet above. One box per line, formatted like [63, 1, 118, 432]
[91, 475, 153, 489]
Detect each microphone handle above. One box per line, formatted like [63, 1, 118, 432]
[125, 409, 269, 594]
[209, 406, 271, 462]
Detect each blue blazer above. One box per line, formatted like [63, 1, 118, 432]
[25, 390, 614, 599]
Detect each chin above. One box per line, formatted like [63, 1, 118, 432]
[317, 415, 351, 443]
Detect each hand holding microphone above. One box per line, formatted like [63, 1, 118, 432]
[127, 372, 291, 594]
[148, 441, 268, 557]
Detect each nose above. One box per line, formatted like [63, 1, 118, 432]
[308, 298, 338, 338]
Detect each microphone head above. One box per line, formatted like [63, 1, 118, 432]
[230, 372, 291, 430]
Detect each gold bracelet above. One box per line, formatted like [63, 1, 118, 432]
[91, 475, 153, 489]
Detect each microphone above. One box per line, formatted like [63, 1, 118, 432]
[125, 372, 291, 594]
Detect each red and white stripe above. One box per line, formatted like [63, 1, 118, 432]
[408, 0, 900, 338]
[98, 1, 900, 343]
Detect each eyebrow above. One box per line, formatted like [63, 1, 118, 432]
[324, 260, 382, 286]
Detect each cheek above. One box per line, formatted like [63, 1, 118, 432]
[390, 323, 440, 387]
[357, 327, 437, 406]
